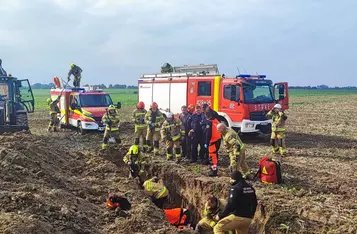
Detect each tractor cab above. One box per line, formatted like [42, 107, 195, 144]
[0, 76, 34, 132]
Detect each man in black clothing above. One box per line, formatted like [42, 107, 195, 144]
[179, 105, 191, 159]
[213, 171, 257, 234]
[188, 106, 205, 163]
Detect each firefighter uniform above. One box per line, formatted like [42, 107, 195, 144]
[161, 116, 182, 162]
[205, 118, 221, 177]
[47, 94, 61, 132]
[132, 108, 148, 149]
[196, 198, 226, 233]
[123, 145, 147, 179]
[179, 111, 191, 159]
[214, 171, 257, 234]
[222, 128, 249, 176]
[101, 105, 121, 149]
[267, 108, 287, 156]
[143, 177, 169, 209]
[67, 63, 82, 88]
[145, 109, 165, 155]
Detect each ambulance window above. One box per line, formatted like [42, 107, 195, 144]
[198, 81, 211, 96]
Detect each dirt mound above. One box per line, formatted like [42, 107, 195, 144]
[0, 133, 177, 234]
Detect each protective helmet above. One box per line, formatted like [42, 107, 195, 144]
[129, 145, 139, 155]
[70, 63, 75, 68]
[108, 105, 116, 111]
[187, 104, 195, 112]
[46, 98, 52, 104]
[151, 102, 158, 109]
[273, 103, 282, 109]
[166, 112, 173, 119]
[137, 101, 145, 109]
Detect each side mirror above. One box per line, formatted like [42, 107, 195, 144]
[116, 102, 121, 109]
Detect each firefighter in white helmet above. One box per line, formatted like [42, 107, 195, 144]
[266, 103, 287, 156]
[101, 105, 121, 149]
[161, 112, 182, 163]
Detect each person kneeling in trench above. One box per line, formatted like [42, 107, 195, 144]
[123, 145, 147, 184]
[196, 195, 226, 234]
[143, 176, 169, 209]
[213, 171, 258, 234]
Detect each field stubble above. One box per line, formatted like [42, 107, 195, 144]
[0, 91, 356, 233]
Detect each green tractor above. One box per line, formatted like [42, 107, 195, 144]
[0, 76, 35, 133]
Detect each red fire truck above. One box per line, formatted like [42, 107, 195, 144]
[50, 78, 120, 134]
[138, 64, 288, 134]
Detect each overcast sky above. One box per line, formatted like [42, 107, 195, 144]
[1, 0, 356, 86]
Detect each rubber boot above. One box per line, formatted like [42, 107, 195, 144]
[208, 168, 218, 177]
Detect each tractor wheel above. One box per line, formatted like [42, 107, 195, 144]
[16, 113, 28, 127]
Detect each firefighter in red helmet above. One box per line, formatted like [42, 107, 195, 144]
[133, 101, 148, 151]
[145, 102, 165, 155]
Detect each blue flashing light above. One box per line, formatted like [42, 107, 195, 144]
[237, 74, 266, 79]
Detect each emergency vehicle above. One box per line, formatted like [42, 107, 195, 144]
[138, 64, 288, 134]
[50, 77, 120, 134]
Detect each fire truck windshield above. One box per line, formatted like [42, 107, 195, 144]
[243, 83, 274, 104]
[79, 94, 113, 107]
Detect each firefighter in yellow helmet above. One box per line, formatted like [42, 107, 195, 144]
[145, 102, 165, 155]
[67, 63, 82, 88]
[123, 145, 147, 182]
[143, 176, 169, 209]
[133, 101, 148, 151]
[161, 112, 182, 163]
[101, 105, 121, 149]
[47, 90, 63, 132]
[217, 123, 250, 178]
[266, 103, 287, 156]
[196, 195, 227, 234]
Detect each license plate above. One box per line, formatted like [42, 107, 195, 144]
[260, 122, 268, 126]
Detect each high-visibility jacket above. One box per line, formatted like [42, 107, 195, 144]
[132, 108, 147, 129]
[143, 179, 168, 199]
[145, 109, 165, 132]
[164, 208, 189, 228]
[267, 110, 286, 132]
[49, 97, 61, 114]
[161, 118, 182, 141]
[205, 118, 221, 144]
[102, 112, 120, 131]
[222, 128, 245, 152]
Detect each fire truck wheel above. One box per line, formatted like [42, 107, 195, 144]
[78, 121, 86, 135]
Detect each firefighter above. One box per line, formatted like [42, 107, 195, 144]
[161, 112, 182, 163]
[213, 171, 257, 234]
[217, 123, 250, 177]
[188, 106, 205, 163]
[143, 176, 168, 209]
[164, 208, 192, 229]
[266, 103, 287, 156]
[46, 91, 63, 132]
[101, 105, 121, 149]
[133, 101, 148, 151]
[67, 63, 83, 88]
[205, 111, 221, 177]
[179, 105, 191, 159]
[196, 195, 226, 233]
[145, 102, 165, 155]
[0, 59, 7, 76]
[123, 145, 147, 182]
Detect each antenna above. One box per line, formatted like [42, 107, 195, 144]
[236, 67, 240, 74]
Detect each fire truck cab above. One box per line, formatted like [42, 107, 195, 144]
[50, 86, 120, 134]
[138, 64, 288, 134]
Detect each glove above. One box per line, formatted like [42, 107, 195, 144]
[128, 161, 132, 165]
[204, 144, 208, 149]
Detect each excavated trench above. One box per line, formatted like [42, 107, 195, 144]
[143, 160, 270, 233]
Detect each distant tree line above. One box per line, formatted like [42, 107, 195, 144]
[31, 83, 138, 89]
[289, 85, 357, 90]
[31, 83, 55, 89]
